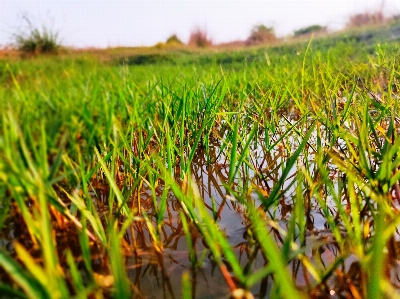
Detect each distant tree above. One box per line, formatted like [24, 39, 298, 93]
[246, 25, 277, 45]
[166, 34, 183, 45]
[188, 28, 212, 48]
[294, 25, 327, 37]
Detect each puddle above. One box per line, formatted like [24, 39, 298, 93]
[106, 113, 395, 298]
[118, 115, 400, 298]
[1, 107, 400, 298]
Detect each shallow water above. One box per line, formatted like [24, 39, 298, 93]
[1, 113, 400, 299]
[117, 116, 400, 298]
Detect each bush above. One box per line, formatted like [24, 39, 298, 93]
[166, 34, 183, 45]
[246, 25, 277, 46]
[294, 25, 327, 37]
[347, 11, 385, 27]
[14, 16, 61, 55]
[188, 28, 212, 48]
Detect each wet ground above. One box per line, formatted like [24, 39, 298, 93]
[2, 110, 400, 299]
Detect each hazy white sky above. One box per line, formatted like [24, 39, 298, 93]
[1, 0, 399, 48]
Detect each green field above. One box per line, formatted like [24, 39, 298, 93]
[1, 25, 400, 299]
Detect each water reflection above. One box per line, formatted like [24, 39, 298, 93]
[2, 108, 400, 299]
[114, 117, 400, 298]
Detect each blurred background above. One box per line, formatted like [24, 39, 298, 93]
[0, 0, 399, 49]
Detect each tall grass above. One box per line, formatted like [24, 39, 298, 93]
[13, 16, 61, 55]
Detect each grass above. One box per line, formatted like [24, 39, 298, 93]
[13, 17, 61, 55]
[0, 28, 400, 298]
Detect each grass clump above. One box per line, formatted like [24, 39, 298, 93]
[13, 16, 61, 55]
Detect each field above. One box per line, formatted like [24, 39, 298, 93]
[1, 24, 400, 299]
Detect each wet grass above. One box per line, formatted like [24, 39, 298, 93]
[0, 36, 400, 299]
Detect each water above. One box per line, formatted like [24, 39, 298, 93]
[116, 117, 400, 298]
[2, 111, 400, 298]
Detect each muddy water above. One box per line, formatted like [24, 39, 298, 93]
[2, 116, 400, 298]
[116, 162, 311, 297]
[119, 124, 400, 298]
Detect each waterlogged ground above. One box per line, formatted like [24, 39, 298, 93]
[85, 128, 400, 299]
[1, 27, 400, 298]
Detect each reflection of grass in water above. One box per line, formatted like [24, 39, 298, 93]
[1, 34, 400, 298]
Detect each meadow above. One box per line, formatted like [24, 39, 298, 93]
[1, 25, 400, 299]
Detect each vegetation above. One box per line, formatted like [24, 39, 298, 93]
[245, 24, 277, 45]
[347, 11, 385, 27]
[166, 34, 183, 45]
[188, 28, 212, 48]
[294, 25, 327, 37]
[1, 24, 400, 299]
[13, 16, 61, 55]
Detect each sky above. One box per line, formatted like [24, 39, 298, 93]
[0, 0, 399, 48]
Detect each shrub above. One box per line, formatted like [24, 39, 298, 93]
[14, 16, 61, 55]
[246, 25, 277, 46]
[166, 34, 183, 45]
[294, 25, 327, 37]
[188, 28, 212, 48]
[347, 11, 385, 27]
